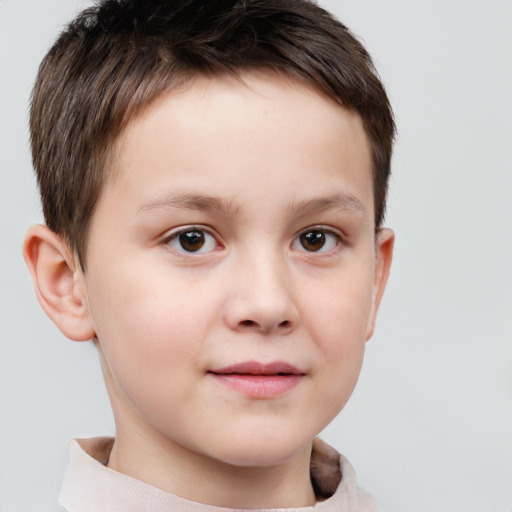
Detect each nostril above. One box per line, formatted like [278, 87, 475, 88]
[237, 319, 293, 331]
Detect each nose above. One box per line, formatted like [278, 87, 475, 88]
[222, 253, 299, 336]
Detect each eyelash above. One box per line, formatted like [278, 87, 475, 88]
[162, 225, 344, 255]
[291, 227, 344, 254]
[162, 226, 221, 255]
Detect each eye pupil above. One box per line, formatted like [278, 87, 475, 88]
[300, 231, 325, 251]
[179, 231, 205, 252]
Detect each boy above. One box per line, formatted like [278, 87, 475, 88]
[23, 0, 394, 510]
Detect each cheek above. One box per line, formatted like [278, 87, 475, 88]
[300, 264, 374, 408]
[86, 263, 218, 408]
[303, 262, 374, 351]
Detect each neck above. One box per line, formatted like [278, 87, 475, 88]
[108, 425, 316, 508]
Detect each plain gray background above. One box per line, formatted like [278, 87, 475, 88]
[1, 1, 511, 511]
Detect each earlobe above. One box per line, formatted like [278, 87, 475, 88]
[23, 224, 95, 341]
[365, 228, 394, 341]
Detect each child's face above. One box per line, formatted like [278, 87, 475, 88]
[80, 74, 392, 468]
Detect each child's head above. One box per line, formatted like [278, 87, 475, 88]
[24, 0, 395, 504]
[29, 0, 394, 269]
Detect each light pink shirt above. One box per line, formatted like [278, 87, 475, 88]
[59, 437, 381, 512]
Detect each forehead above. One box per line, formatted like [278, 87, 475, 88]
[103, 72, 374, 220]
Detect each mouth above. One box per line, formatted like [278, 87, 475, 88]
[208, 361, 305, 398]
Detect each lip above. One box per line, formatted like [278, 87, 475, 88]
[208, 361, 305, 398]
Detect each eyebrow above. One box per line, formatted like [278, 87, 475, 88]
[138, 191, 366, 218]
[138, 192, 239, 216]
[289, 193, 367, 217]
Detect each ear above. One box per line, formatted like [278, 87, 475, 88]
[365, 228, 394, 341]
[23, 224, 95, 341]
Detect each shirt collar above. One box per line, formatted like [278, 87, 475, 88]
[59, 437, 379, 512]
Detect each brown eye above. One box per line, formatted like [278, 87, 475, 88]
[299, 230, 326, 252]
[292, 229, 340, 253]
[167, 228, 218, 254]
[178, 230, 205, 252]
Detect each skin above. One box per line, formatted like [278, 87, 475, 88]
[24, 73, 393, 508]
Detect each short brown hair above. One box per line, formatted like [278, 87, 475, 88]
[30, 0, 395, 268]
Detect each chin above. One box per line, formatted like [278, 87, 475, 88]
[209, 430, 314, 468]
